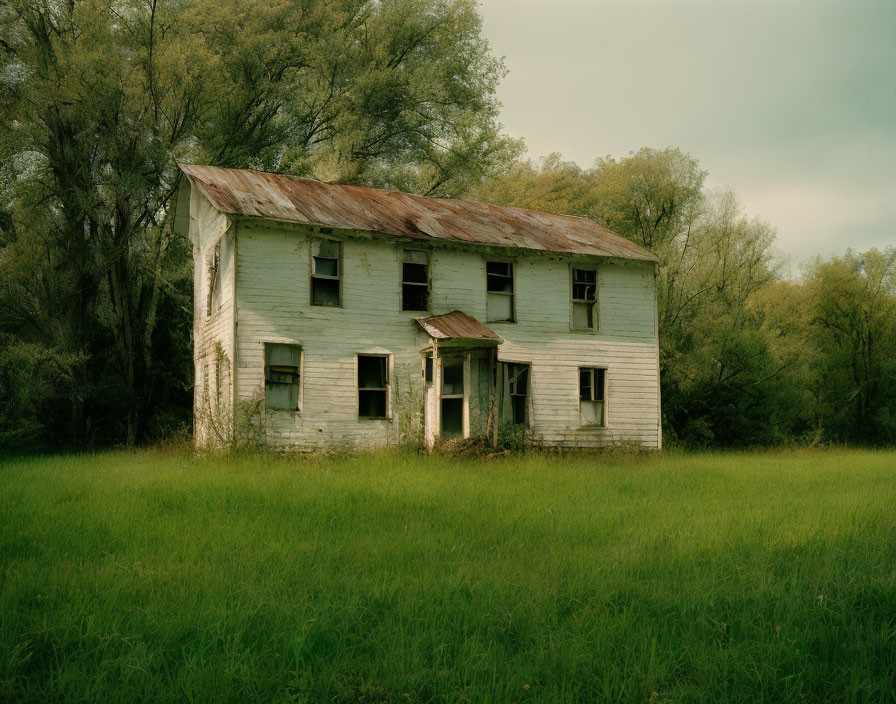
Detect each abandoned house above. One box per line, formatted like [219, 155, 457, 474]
[175, 164, 661, 450]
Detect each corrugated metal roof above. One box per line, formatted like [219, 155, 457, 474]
[179, 164, 658, 262]
[416, 311, 502, 342]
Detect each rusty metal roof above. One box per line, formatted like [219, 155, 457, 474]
[416, 311, 502, 342]
[179, 164, 658, 262]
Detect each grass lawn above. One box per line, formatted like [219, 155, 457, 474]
[1, 448, 895, 703]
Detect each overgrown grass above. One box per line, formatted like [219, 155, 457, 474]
[1, 448, 894, 703]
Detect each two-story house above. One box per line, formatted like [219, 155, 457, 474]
[175, 165, 661, 450]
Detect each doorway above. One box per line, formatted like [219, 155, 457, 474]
[440, 357, 465, 438]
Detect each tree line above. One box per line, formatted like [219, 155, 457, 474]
[1, 0, 893, 449]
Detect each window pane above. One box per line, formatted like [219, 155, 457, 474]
[359, 389, 387, 418]
[266, 380, 298, 410]
[573, 283, 595, 301]
[595, 368, 605, 401]
[442, 359, 464, 395]
[573, 301, 593, 329]
[265, 343, 302, 367]
[508, 364, 528, 396]
[579, 369, 592, 401]
[268, 370, 297, 385]
[580, 400, 603, 426]
[403, 262, 428, 284]
[573, 268, 596, 284]
[358, 355, 387, 389]
[425, 356, 433, 384]
[313, 256, 338, 277]
[487, 262, 513, 294]
[486, 261, 511, 277]
[511, 395, 527, 425]
[402, 283, 428, 311]
[312, 277, 340, 305]
[487, 292, 513, 321]
[403, 249, 429, 265]
[314, 239, 340, 259]
[441, 397, 463, 437]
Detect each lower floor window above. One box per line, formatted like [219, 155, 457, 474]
[499, 362, 530, 426]
[358, 354, 390, 418]
[265, 343, 302, 410]
[579, 367, 606, 426]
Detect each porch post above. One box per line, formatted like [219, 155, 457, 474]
[489, 347, 498, 448]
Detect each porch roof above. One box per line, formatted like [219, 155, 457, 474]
[416, 311, 501, 344]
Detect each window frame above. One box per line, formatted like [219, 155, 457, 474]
[310, 237, 343, 308]
[485, 258, 516, 323]
[439, 354, 468, 439]
[206, 242, 221, 317]
[504, 360, 531, 427]
[578, 366, 608, 427]
[357, 353, 392, 420]
[263, 341, 303, 413]
[570, 264, 598, 332]
[401, 248, 431, 312]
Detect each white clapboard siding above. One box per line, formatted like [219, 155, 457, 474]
[189, 189, 236, 446]
[190, 191, 661, 450]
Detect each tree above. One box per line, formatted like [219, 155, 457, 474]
[804, 248, 896, 443]
[0, 0, 519, 447]
[474, 149, 784, 446]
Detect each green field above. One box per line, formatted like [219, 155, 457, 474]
[1, 449, 894, 703]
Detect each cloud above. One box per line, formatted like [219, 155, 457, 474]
[479, 0, 896, 258]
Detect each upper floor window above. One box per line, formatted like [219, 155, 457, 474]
[579, 367, 606, 426]
[311, 238, 341, 306]
[402, 249, 430, 311]
[264, 343, 302, 411]
[358, 354, 390, 419]
[571, 266, 597, 330]
[486, 260, 514, 322]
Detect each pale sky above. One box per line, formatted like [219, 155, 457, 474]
[478, 0, 895, 259]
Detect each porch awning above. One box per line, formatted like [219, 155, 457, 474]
[416, 311, 502, 345]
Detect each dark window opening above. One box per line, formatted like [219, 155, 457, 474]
[265, 343, 301, 410]
[486, 260, 514, 322]
[440, 357, 465, 438]
[572, 267, 597, 329]
[402, 250, 430, 311]
[441, 398, 464, 438]
[358, 354, 389, 418]
[311, 239, 341, 306]
[507, 363, 530, 426]
[424, 355, 433, 384]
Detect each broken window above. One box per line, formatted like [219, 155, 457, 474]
[440, 357, 464, 438]
[311, 238, 341, 306]
[264, 343, 301, 411]
[572, 267, 597, 329]
[206, 243, 221, 317]
[402, 249, 430, 311]
[358, 354, 389, 418]
[506, 363, 530, 426]
[579, 367, 606, 426]
[486, 260, 514, 322]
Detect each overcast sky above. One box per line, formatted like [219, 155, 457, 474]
[478, 0, 895, 259]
